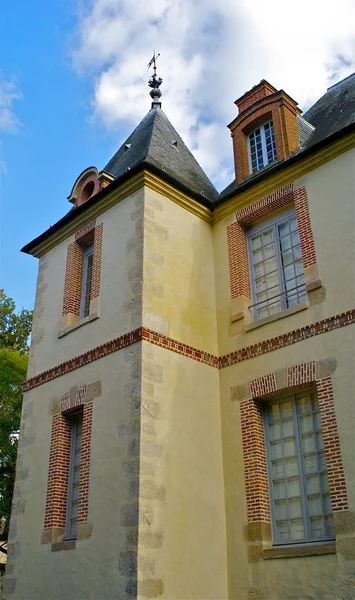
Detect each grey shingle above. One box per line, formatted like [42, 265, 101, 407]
[104, 108, 218, 201]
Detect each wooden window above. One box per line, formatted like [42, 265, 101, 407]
[248, 121, 277, 173]
[264, 391, 335, 545]
[248, 208, 307, 320]
[66, 412, 83, 540]
[81, 245, 94, 318]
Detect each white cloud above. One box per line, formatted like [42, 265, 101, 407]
[0, 78, 22, 134]
[72, 0, 355, 190]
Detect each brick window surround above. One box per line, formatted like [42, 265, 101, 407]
[62, 219, 103, 325]
[227, 183, 321, 322]
[240, 362, 348, 538]
[42, 386, 93, 546]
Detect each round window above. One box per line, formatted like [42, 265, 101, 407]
[81, 180, 95, 202]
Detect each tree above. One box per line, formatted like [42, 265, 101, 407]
[0, 290, 32, 554]
[0, 289, 33, 355]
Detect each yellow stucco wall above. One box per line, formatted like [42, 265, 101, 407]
[28, 187, 144, 378]
[213, 147, 355, 357]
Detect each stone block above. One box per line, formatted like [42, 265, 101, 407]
[119, 551, 137, 576]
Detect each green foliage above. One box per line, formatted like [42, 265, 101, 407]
[0, 291, 33, 544]
[0, 289, 33, 354]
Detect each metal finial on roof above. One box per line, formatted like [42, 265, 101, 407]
[147, 51, 162, 109]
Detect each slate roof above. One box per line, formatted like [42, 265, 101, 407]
[219, 72, 355, 200]
[104, 107, 219, 202]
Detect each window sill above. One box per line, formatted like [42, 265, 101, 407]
[58, 312, 99, 338]
[245, 302, 309, 332]
[51, 540, 76, 552]
[263, 541, 336, 560]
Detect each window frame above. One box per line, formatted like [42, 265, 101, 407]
[65, 411, 83, 541]
[247, 207, 307, 321]
[247, 120, 277, 174]
[264, 392, 335, 546]
[80, 244, 94, 319]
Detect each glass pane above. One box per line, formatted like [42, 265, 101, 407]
[258, 306, 269, 320]
[322, 494, 332, 514]
[252, 235, 262, 250]
[278, 222, 290, 237]
[253, 249, 263, 264]
[306, 474, 320, 494]
[284, 438, 296, 457]
[308, 494, 322, 517]
[280, 235, 292, 252]
[264, 243, 275, 259]
[284, 264, 295, 281]
[255, 278, 267, 293]
[313, 411, 322, 430]
[290, 519, 304, 540]
[311, 394, 319, 411]
[320, 472, 329, 493]
[289, 498, 302, 519]
[318, 451, 327, 471]
[274, 480, 287, 500]
[293, 244, 302, 260]
[74, 448, 81, 466]
[316, 432, 324, 451]
[287, 478, 300, 497]
[272, 460, 285, 478]
[282, 418, 294, 438]
[262, 230, 273, 245]
[303, 453, 317, 474]
[285, 457, 298, 477]
[254, 263, 264, 278]
[325, 515, 335, 537]
[265, 257, 277, 274]
[276, 520, 290, 542]
[295, 260, 304, 276]
[298, 395, 311, 414]
[280, 401, 293, 419]
[299, 414, 313, 434]
[265, 272, 278, 288]
[271, 441, 283, 459]
[71, 501, 78, 518]
[73, 467, 81, 484]
[268, 404, 280, 421]
[292, 231, 300, 246]
[301, 433, 316, 453]
[310, 516, 325, 538]
[72, 484, 80, 501]
[282, 249, 294, 266]
[290, 218, 298, 232]
[275, 500, 288, 520]
[269, 422, 281, 441]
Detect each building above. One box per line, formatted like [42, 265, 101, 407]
[4, 69, 355, 600]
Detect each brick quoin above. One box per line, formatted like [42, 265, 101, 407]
[241, 364, 349, 528]
[62, 221, 103, 316]
[78, 402, 93, 523]
[227, 184, 317, 301]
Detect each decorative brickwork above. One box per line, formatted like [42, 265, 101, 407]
[22, 309, 355, 391]
[294, 186, 317, 268]
[78, 402, 93, 523]
[44, 412, 72, 529]
[75, 173, 100, 208]
[62, 220, 102, 317]
[249, 373, 277, 398]
[227, 183, 318, 304]
[287, 361, 316, 387]
[240, 362, 349, 535]
[316, 377, 348, 512]
[240, 397, 270, 522]
[229, 82, 301, 185]
[43, 389, 93, 542]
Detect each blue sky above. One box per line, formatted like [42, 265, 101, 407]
[1, 0, 354, 313]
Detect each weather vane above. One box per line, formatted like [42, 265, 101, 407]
[147, 51, 162, 108]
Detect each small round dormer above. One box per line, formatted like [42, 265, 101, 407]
[67, 167, 100, 208]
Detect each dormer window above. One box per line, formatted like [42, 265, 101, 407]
[248, 121, 277, 173]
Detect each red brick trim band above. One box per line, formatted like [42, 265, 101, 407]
[242, 364, 348, 522]
[22, 309, 355, 392]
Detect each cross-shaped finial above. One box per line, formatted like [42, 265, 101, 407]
[147, 51, 162, 108]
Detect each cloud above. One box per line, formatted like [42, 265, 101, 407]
[0, 78, 22, 134]
[72, 0, 355, 190]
